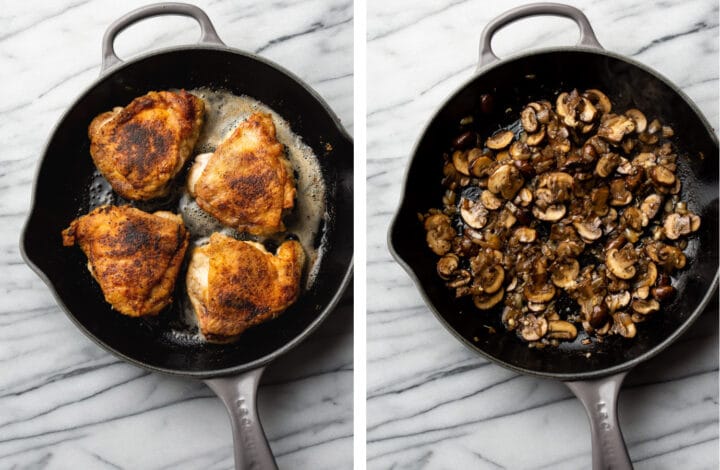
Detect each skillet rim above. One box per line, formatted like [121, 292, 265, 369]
[388, 45, 719, 381]
[20, 43, 354, 379]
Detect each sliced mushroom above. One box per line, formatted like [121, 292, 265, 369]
[520, 314, 548, 341]
[605, 291, 631, 312]
[551, 258, 580, 288]
[663, 213, 692, 240]
[690, 213, 701, 231]
[532, 204, 566, 222]
[631, 298, 660, 315]
[538, 171, 574, 202]
[521, 107, 538, 133]
[649, 165, 676, 186]
[547, 320, 578, 340]
[598, 114, 635, 143]
[477, 265, 505, 294]
[460, 198, 488, 229]
[574, 218, 603, 243]
[516, 187, 533, 207]
[447, 269, 471, 288]
[527, 301, 547, 313]
[584, 89, 612, 114]
[625, 109, 647, 133]
[425, 213, 456, 255]
[502, 306, 522, 330]
[514, 226, 537, 243]
[640, 194, 663, 223]
[556, 92, 578, 127]
[437, 254, 459, 279]
[473, 289, 504, 310]
[579, 98, 598, 123]
[634, 261, 657, 289]
[509, 141, 532, 160]
[479, 190, 502, 210]
[611, 312, 636, 338]
[486, 130, 514, 150]
[662, 125, 674, 138]
[621, 207, 643, 231]
[488, 164, 524, 199]
[595, 153, 621, 177]
[606, 245, 637, 279]
[452, 150, 470, 175]
[526, 127, 546, 146]
[652, 285, 675, 302]
[524, 281, 556, 303]
[609, 179, 632, 206]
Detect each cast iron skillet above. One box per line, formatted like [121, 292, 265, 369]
[389, 4, 718, 469]
[20, 4, 352, 469]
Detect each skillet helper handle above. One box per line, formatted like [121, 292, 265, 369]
[205, 368, 278, 470]
[101, 2, 225, 73]
[478, 3, 603, 70]
[566, 371, 633, 470]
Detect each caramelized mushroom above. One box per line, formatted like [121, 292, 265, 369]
[460, 198, 488, 229]
[486, 130, 514, 150]
[625, 109, 647, 133]
[584, 89, 612, 114]
[606, 245, 637, 279]
[473, 289, 504, 310]
[551, 258, 579, 288]
[521, 107, 538, 133]
[488, 164, 524, 199]
[520, 314, 548, 341]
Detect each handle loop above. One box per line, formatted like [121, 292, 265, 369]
[101, 2, 225, 73]
[478, 3, 602, 71]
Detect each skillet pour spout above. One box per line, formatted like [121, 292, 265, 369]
[389, 4, 718, 469]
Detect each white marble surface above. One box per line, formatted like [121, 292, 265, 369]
[367, 0, 718, 468]
[0, 0, 352, 468]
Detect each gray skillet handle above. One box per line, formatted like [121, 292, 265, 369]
[101, 2, 225, 73]
[205, 368, 278, 470]
[566, 371, 633, 470]
[478, 3, 602, 70]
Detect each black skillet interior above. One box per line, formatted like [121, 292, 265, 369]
[22, 48, 353, 376]
[390, 50, 718, 378]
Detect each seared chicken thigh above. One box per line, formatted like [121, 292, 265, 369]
[62, 205, 189, 317]
[186, 233, 304, 342]
[89, 90, 205, 200]
[188, 112, 296, 235]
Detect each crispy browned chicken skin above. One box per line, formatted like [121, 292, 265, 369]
[186, 233, 304, 342]
[89, 90, 205, 200]
[62, 205, 189, 317]
[188, 112, 296, 235]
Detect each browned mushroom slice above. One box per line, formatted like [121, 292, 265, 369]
[486, 130, 514, 150]
[634, 261, 657, 290]
[437, 253, 459, 280]
[640, 194, 663, 224]
[524, 281, 556, 303]
[551, 258, 579, 288]
[488, 164, 524, 200]
[595, 153, 621, 177]
[556, 92, 578, 127]
[470, 155, 494, 177]
[502, 306, 522, 330]
[662, 125, 674, 138]
[532, 204, 566, 222]
[609, 179, 632, 206]
[448, 270, 472, 288]
[652, 285, 675, 302]
[579, 98, 598, 123]
[513, 226, 537, 243]
[605, 291, 631, 312]
[521, 107, 538, 133]
[663, 213, 693, 240]
[424, 213, 456, 255]
[547, 320, 578, 340]
[648, 165, 676, 186]
[584, 89, 612, 114]
[460, 198, 488, 229]
[574, 218, 603, 243]
[647, 119, 662, 134]
[645, 242, 686, 269]
[625, 109, 647, 133]
[477, 265, 505, 294]
[520, 314, 548, 341]
[473, 289, 504, 310]
[606, 245, 637, 279]
[480, 190, 503, 210]
[538, 171, 574, 202]
[516, 187, 533, 207]
[621, 207, 643, 231]
[611, 312, 636, 338]
[452, 150, 470, 175]
[598, 114, 635, 143]
[631, 298, 659, 315]
[526, 127, 546, 146]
